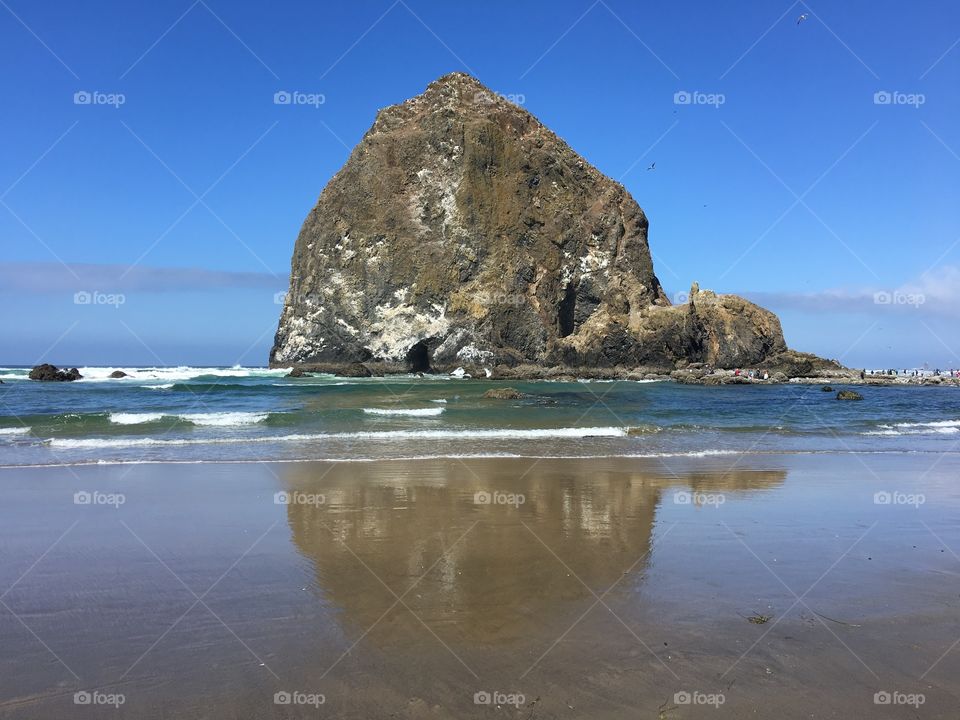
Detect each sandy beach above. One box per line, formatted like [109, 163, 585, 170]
[1, 453, 957, 718]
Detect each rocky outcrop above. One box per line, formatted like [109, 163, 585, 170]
[29, 364, 82, 382]
[271, 72, 827, 377]
[483, 387, 524, 400]
[837, 390, 863, 401]
[108, 370, 129, 379]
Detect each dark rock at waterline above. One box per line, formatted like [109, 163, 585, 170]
[483, 387, 524, 400]
[821, 385, 833, 392]
[108, 370, 130, 379]
[836, 390, 863, 401]
[28, 364, 82, 382]
[341, 362, 373, 378]
[286, 368, 311, 378]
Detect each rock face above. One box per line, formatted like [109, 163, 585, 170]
[29, 364, 82, 382]
[271, 73, 818, 375]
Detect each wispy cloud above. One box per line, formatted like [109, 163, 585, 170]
[697, 267, 960, 318]
[0, 262, 282, 294]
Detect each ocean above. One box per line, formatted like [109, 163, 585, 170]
[1, 366, 958, 466]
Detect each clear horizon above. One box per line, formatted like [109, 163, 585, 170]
[2, 0, 958, 368]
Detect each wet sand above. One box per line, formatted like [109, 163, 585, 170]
[0, 453, 958, 718]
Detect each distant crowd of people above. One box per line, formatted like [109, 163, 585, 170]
[733, 369, 770, 380]
[863, 368, 959, 378]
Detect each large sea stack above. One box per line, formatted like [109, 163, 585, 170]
[271, 72, 831, 377]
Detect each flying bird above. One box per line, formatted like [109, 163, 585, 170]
[647, 162, 656, 171]
[796, 13, 808, 24]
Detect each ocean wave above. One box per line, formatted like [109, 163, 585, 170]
[107, 412, 269, 426]
[46, 426, 629, 449]
[0, 427, 30, 436]
[73, 366, 293, 383]
[179, 412, 269, 426]
[109, 412, 164, 425]
[363, 408, 445, 417]
[864, 419, 960, 436]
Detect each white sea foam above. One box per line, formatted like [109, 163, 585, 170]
[74, 366, 293, 383]
[179, 412, 268, 426]
[110, 413, 164, 425]
[0, 427, 30, 436]
[431, 399, 448, 404]
[363, 408, 445, 417]
[47, 426, 629, 449]
[864, 419, 960, 436]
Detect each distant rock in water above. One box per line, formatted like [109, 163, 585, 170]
[837, 390, 863, 401]
[271, 72, 833, 377]
[29, 364, 82, 382]
[108, 370, 130, 379]
[483, 387, 524, 400]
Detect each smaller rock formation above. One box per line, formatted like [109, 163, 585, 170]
[821, 385, 833, 392]
[483, 387, 524, 400]
[108, 370, 129, 379]
[286, 368, 311, 378]
[836, 390, 863, 401]
[29, 364, 82, 382]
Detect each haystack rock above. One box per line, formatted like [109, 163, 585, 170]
[271, 72, 833, 377]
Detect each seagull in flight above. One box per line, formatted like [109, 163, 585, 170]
[796, 13, 808, 24]
[647, 162, 656, 171]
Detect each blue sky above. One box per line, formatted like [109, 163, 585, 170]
[1, 0, 958, 368]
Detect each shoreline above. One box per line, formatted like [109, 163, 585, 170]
[2, 446, 959, 470]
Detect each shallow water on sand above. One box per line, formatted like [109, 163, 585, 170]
[1, 454, 958, 718]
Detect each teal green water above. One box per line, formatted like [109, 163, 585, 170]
[1, 366, 958, 465]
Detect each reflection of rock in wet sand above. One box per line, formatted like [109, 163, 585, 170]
[282, 459, 786, 650]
